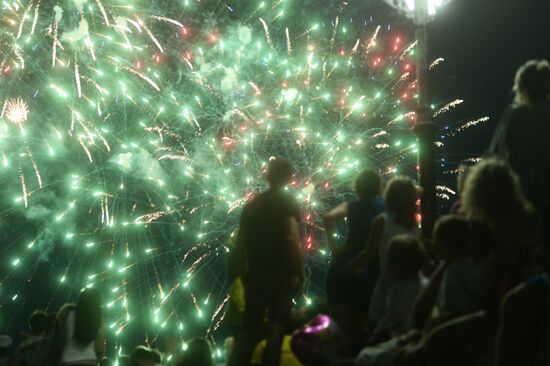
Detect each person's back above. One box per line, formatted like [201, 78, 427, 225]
[241, 189, 300, 282]
[491, 59, 550, 237]
[433, 216, 485, 319]
[378, 212, 420, 268]
[346, 198, 385, 257]
[503, 103, 550, 212]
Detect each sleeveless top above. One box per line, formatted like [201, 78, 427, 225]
[345, 198, 385, 256]
[60, 310, 96, 363]
[378, 213, 420, 267]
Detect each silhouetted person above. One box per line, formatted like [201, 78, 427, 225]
[491, 59, 550, 239]
[324, 169, 384, 337]
[228, 157, 303, 366]
[49, 287, 104, 366]
[0, 335, 12, 366]
[175, 338, 214, 366]
[18, 310, 49, 350]
[351, 177, 420, 327]
[15, 310, 55, 366]
[130, 346, 156, 366]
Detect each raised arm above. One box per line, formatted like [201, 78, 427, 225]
[323, 202, 349, 252]
[351, 214, 384, 269]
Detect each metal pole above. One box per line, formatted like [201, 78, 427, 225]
[414, 0, 438, 238]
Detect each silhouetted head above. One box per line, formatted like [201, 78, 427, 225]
[29, 310, 49, 336]
[73, 287, 102, 344]
[266, 157, 293, 189]
[514, 59, 550, 104]
[0, 335, 12, 357]
[433, 215, 471, 261]
[384, 177, 418, 226]
[99, 357, 113, 366]
[175, 337, 214, 366]
[354, 169, 382, 200]
[462, 158, 531, 227]
[116, 355, 132, 366]
[130, 346, 156, 366]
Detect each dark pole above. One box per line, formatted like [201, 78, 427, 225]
[414, 0, 438, 238]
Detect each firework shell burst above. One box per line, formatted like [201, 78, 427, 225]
[0, 0, 486, 351]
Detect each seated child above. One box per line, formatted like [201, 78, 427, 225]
[374, 234, 427, 337]
[433, 215, 484, 319]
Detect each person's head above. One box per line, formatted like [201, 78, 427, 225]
[461, 158, 532, 227]
[433, 215, 471, 261]
[158, 331, 179, 357]
[386, 235, 425, 281]
[175, 337, 213, 366]
[28, 310, 49, 336]
[150, 349, 162, 364]
[117, 355, 132, 366]
[130, 346, 156, 366]
[514, 59, 550, 105]
[266, 157, 293, 189]
[384, 177, 418, 225]
[354, 169, 382, 200]
[99, 357, 113, 366]
[73, 287, 102, 344]
[0, 335, 12, 357]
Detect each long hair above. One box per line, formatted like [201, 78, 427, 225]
[73, 287, 102, 344]
[461, 158, 532, 228]
[514, 59, 550, 105]
[384, 177, 418, 228]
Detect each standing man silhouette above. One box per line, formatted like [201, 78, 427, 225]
[228, 157, 303, 366]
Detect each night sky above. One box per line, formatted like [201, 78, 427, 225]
[430, 0, 550, 154]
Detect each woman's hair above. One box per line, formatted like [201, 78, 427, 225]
[514, 59, 550, 104]
[461, 158, 531, 227]
[387, 235, 425, 277]
[73, 287, 102, 344]
[384, 177, 418, 227]
[354, 169, 382, 200]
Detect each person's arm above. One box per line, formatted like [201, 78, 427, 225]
[94, 320, 105, 356]
[323, 202, 349, 252]
[227, 230, 247, 282]
[288, 216, 304, 292]
[410, 262, 446, 331]
[350, 215, 384, 270]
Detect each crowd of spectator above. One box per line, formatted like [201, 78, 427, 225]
[0, 59, 549, 366]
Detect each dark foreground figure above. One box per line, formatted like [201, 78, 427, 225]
[228, 158, 304, 366]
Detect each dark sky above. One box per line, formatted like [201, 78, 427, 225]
[429, 0, 550, 153]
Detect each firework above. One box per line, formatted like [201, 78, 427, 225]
[3, 98, 29, 124]
[0, 0, 486, 356]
